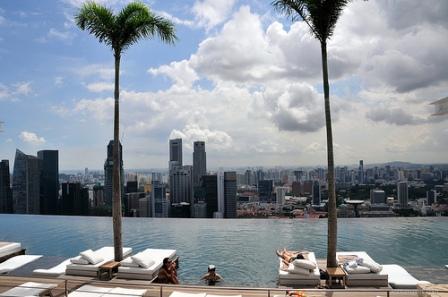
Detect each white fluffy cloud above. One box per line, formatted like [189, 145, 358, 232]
[0, 81, 33, 101]
[66, 1, 448, 167]
[86, 82, 114, 93]
[193, 0, 236, 30]
[75, 64, 115, 80]
[19, 131, 45, 145]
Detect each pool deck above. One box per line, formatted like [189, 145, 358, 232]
[1, 275, 447, 297]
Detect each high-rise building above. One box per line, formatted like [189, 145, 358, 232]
[427, 190, 437, 205]
[258, 180, 273, 202]
[12, 149, 40, 214]
[126, 181, 138, 193]
[302, 180, 313, 195]
[370, 189, 386, 204]
[275, 186, 287, 206]
[358, 160, 364, 184]
[37, 150, 59, 214]
[169, 138, 182, 171]
[170, 165, 193, 205]
[0, 160, 13, 213]
[201, 175, 217, 218]
[152, 181, 168, 217]
[397, 181, 409, 209]
[291, 181, 301, 197]
[224, 172, 237, 218]
[61, 182, 89, 215]
[217, 171, 224, 217]
[92, 184, 105, 207]
[193, 141, 206, 188]
[104, 140, 124, 206]
[312, 181, 321, 205]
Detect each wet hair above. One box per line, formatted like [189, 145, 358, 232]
[163, 257, 170, 267]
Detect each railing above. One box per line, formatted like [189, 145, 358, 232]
[0, 279, 447, 297]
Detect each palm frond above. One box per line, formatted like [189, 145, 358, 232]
[75, 1, 115, 47]
[118, 6, 177, 52]
[272, 0, 349, 42]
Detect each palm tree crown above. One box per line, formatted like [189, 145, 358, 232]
[272, 0, 348, 43]
[76, 1, 176, 55]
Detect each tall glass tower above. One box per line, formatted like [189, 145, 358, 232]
[104, 140, 124, 206]
[37, 150, 59, 214]
[12, 149, 40, 214]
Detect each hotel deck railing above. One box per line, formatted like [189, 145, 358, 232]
[2, 279, 447, 297]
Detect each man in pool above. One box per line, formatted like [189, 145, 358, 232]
[201, 265, 223, 285]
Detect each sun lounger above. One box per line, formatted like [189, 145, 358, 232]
[0, 242, 25, 262]
[117, 248, 177, 280]
[33, 258, 72, 277]
[381, 264, 429, 289]
[68, 285, 146, 297]
[337, 251, 388, 287]
[0, 255, 42, 274]
[66, 246, 132, 277]
[169, 292, 206, 297]
[277, 252, 320, 287]
[0, 282, 57, 296]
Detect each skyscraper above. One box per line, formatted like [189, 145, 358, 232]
[217, 171, 224, 217]
[0, 160, 12, 213]
[397, 181, 409, 209]
[104, 140, 124, 206]
[358, 160, 364, 184]
[169, 138, 182, 171]
[61, 182, 89, 215]
[201, 175, 217, 218]
[193, 141, 206, 187]
[152, 180, 168, 217]
[276, 186, 287, 206]
[370, 189, 386, 204]
[224, 172, 237, 218]
[170, 165, 193, 204]
[258, 180, 273, 202]
[12, 149, 41, 214]
[312, 181, 321, 205]
[37, 150, 59, 214]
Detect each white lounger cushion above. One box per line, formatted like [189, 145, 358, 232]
[33, 259, 71, 277]
[287, 264, 310, 275]
[0, 242, 22, 258]
[118, 248, 176, 277]
[70, 256, 90, 265]
[80, 250, 104, 264]
[131, 254, 155, 269]
[360, 260, 382, 273]
[344, 265, 371, 274]
[67, 247, 132, 272]
[292, 259, 316, 270]
[169, 292, 206, 297]
[0, 255, 42, 274]
[104, 287, 147, 297]
[382, 264, 420, 289]
[68, 285, 114, 297]
[0, 282, 57, 296]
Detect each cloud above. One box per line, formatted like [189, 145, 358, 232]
[75, 64, 115, 80]
[193, 0, 236, 30]
[149, 60, 198, 89]
[54, 76, 64, 86]
[367, 107, 424, 126]
[153, 10, 194, 28]
[0, 81, 33, 101]
[14, 82, 32, 95]
[170, 124, 233, 151]
[63, 0, 130, 8]
[19, 131, 45, 145]
[74, 97, 114, 122]
[37, 28, 75, 43]
[86, 82, 114, 93]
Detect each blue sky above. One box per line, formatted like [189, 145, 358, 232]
[1, 0, 447, 170]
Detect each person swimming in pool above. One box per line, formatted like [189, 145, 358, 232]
[201, 265, 223, 285]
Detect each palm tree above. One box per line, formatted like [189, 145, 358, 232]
[272, 0, 349, 268]
[75, 1, 176, 261]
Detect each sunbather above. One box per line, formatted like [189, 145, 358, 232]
[276, 248, 309, 267]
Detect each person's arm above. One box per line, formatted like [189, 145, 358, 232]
[200, 273, 209, 280]
[216, 273, 223, 280]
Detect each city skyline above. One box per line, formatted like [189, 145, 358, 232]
[0, 1, 448, 170]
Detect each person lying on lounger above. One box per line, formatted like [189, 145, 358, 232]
[276, 249, 309, 267]
[157, 258, 179, 284]
[201, 265, 223, 285]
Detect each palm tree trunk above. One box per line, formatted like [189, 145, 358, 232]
[321, 41, 338, 268]
[112, 52, 123, 262]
